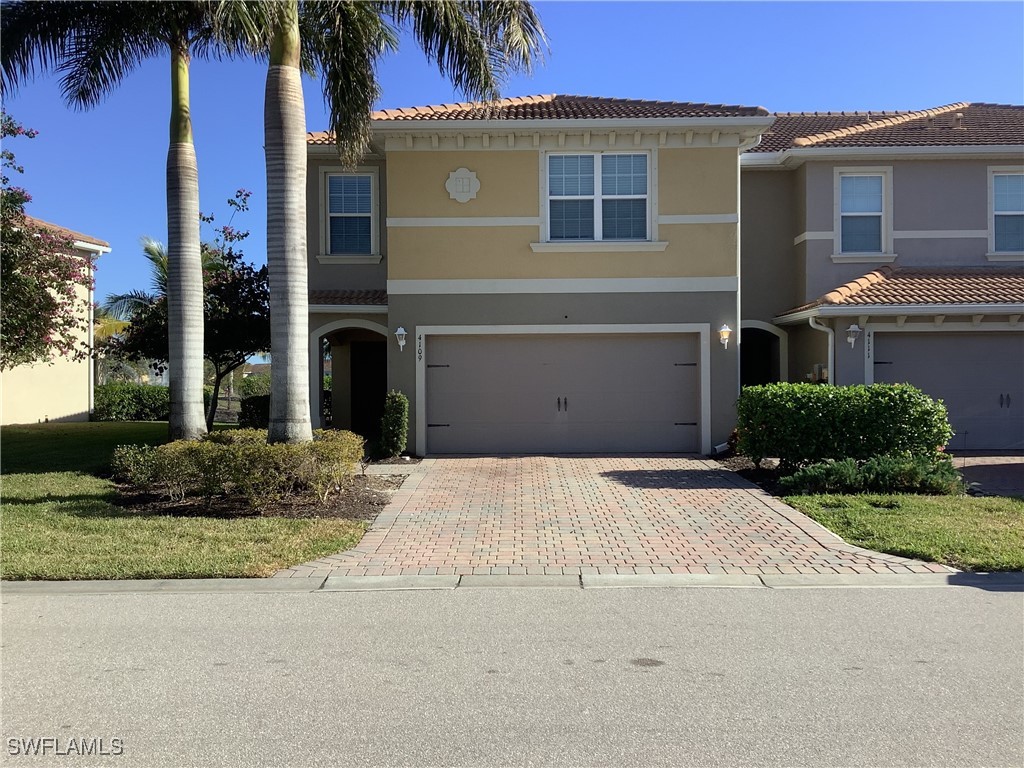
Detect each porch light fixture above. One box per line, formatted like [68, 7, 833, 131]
[846, 323, 862, 348]
[719, 324, 732, 349]
[395, 326, 407, 352]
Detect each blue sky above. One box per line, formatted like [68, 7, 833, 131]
[4, 1, 1023, 302]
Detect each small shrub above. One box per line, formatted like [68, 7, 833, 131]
[736, 383, 953, 470]
[377, 390, 409, 459]
[781, 458, 863, 495]
[114, 428, 366, 510]
[93, 383, 170, 421]
[239, 395, 271, 429]
[110, 444, 157, 485]
[781, 452, 962, 495]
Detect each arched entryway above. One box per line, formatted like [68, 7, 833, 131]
[740, 321, 788, 387]
[309, 319, 388, 435]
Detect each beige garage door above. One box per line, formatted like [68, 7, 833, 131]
[873, 332, 1024, 450]
[425, 334, 701, 454]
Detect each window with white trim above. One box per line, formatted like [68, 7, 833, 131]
[547, 153, 648, 241]
[326, 173, 373, 254]
[992, 171, 1024, 252]
[839, 173, 884, 253]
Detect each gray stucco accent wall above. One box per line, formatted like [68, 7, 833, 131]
[387, 291, 740, 454]
[740, 170, 799, 322]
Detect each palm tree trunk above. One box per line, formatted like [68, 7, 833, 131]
[266, 0, 312, 443]
[166, 41, 206, 440]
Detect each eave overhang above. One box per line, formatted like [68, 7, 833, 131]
[774, 302, 1024, 325]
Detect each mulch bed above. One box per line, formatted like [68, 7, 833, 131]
[113, 474, 407, 520]
[368, 455, 423, 466]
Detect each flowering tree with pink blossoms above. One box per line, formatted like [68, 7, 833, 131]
[0, 112, 94, 369]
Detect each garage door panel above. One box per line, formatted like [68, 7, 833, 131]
[425, 333, 701, 454]
[874, 332, 1024, 450]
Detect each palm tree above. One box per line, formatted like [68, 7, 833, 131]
[227, 0, 546, 443]
[1, 1, 247, 440]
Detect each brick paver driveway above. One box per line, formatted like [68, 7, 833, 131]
[276, 456, 950, 578]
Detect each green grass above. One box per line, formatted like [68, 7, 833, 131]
[2, 421, 170, 474]
[0, 422, 366, 580]
[787, 493, 1024, 572]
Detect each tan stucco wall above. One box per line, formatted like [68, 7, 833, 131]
[1, 355, 91, 425]
[383, 145, 740, 280]
[1, 277, 92, 425]
[387, 151, 540, 218]
[658, 147, 738, 215]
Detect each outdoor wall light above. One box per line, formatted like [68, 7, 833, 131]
[846, 323, 862, 348]
[395, 326, 407, 351]
[719, 324, 732, 349]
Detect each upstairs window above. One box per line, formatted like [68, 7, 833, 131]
[548, 153, 648, 241]
[839, 173, 884, 253]
[327, 174, 373, 254]
[993, 172, 1024, 253]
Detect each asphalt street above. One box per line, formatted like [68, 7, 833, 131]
[1, 584, 1022, 767]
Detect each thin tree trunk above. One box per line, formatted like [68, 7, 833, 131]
[206, 368, 226, 431]
[266, 0, 312, 443]
[166, 41, 206, 440]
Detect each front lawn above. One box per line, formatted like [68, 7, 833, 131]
[1, 422, 373, 580]
[787, 494, 1024, 572]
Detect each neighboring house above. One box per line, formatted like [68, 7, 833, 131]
[0, 218, 110, 425]
[306, 95, 1024, 454]
[742, 103, 1024, 450]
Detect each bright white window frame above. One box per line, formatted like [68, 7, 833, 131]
[832, 166, 895, 263]
[543, 151, 653, 243]
[988, 166, 1024, 259]
[318, 166, 381, 265]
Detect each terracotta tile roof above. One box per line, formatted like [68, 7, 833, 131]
[308, 94, 769, 142]
[779, 267, 1024, 316]
[308, 289, 388, 306]
[751, 102, 1024, 152]
[25, 216, 109, 248]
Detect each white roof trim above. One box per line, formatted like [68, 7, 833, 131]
[73, 240, 111, 255]
[775, 302, 1024, 324]
[743, 144, 1024, 168]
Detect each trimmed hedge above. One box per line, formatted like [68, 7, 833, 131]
[780, 453, 962, 495]
[237, 373, 271, 399]
[93, 383, 170, 421]
[112, 428, 365, 510]
[238, 395, 270, 429]
[736, 383, 953, 469]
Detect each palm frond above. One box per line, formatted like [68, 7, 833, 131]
[102, 289, 158, 321]
[0, 0, 93, 98]
[302, 0, 397, 165]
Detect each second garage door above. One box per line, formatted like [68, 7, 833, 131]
[873, 331, 1024, 450]
[425, 333, 701, 454]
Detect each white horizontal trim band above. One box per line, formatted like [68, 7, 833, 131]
[658, 214, 738, 225]
[777, 303, 1024, 323]
[388, 277, 738, 295]
[830, 253, 898, 264]
[316, 254, 383, 265]
[387, 216, 540, 228]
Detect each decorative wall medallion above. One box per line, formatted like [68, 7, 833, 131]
[446, 167, 480, 203]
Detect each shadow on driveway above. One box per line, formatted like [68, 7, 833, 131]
[599, 468, 743, 490]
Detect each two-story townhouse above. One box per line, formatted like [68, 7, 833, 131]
[306, 96, 1023, 455]
[0, 218, 110, 424]
[306, 95, 774, 455]
[741, 102, 1024, 450]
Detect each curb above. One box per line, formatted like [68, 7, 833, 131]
[3, 572, 1021, 595]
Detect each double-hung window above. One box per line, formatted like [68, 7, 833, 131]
[548, 153, 648, 241]
[838, 173, 884, 253]
[326, 173, 374, 255]
[992, 171, 1024, 253]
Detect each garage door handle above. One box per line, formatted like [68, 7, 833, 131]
[1007, 394, 1012, 408]
[1000, 393, 1005, 408]
[564, 396, 568, 412]
[557, 397, 561, 412]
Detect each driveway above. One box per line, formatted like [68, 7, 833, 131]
[276, 456, 948, 578]
[952, 452, 1024, 498]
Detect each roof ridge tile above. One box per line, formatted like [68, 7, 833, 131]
[792, 102, 970, 147]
